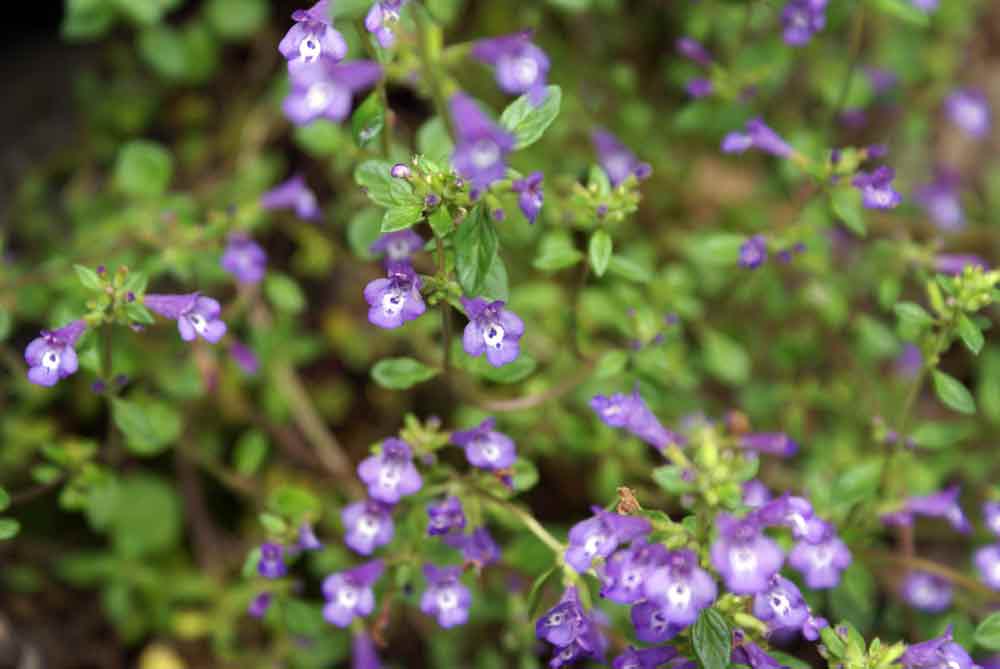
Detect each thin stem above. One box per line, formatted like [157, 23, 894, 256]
[473, 359, 596, 412]
[100, 323, 114, 382]
[474, 485, 564, 555]
[829, 1, 865, 130]
[436, 236, 453, 376]
[415, 4, 455, 139]
[865, 550, 1000, 603]
[356, 20, 393, 157]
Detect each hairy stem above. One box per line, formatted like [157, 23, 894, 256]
[436, 236, 453, 376]
[415, 5, 455, 139]
[356, 20, 393, 157]
[474, 485, 565, 555]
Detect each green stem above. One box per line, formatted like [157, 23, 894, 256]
[435, 236, 453, 376]
[474, 485, 564, 555]
[829, 1, 865, 129]
[100, 323, 114, 382]
[415, 5, 455, 139]
[356, 20, 393, 157]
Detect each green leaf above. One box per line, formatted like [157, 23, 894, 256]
[893, 302, 934, 329]
[112, 397, 183, 456]
[233, 430, 269, 475]
[957, 314, 984, 355]
[454, 205, 499, 296]
[112, 0, 182, 25]
[381, 203, 425, 232]
[108, 475, 182, 557]
[0, 487, 8, 512]
[588, 230, 613, 278]
[205, 0, 268, 39]
[265, 273, 306, 314]
[701, 329, 750, 386]
[427, 206, 453, 238]
[74, 264, 104, 291]
[354, 160, 419, 207]
[499, 86, 562, 150]
[351, 93, 385, 148]
[62, 0, 115, 40]
[512, 457, 539, 492]
[479, 255, 510, 302]
[910, 421, 976, 450]
[268, 485, 320, 523]
[932, 370, 976, 415]
[692, 608, 731, 669]
[0, 518, 21, 541]
[684, 233, 745, 267]
[533, 233, 583, 272]
[475, 354, 536, 384]
[652, 465, 696, 494]
[606, 255, 650, 283]
[526, 564, 560, 617]
[975, 612, 1000, 651]
[767, 652, 811, 669]
[416, 117, 453, 164]
[294, 120, 348, 157]
[830, 187, 866, 237]
[113, 140, 173, 198]
[594, 350, 629, 379]
[830, 563, 876, 634]
[347, 208, 383, 259]
[258, 512, 287, 535]
[124, 303, 155, 325]
[872, 0, 931, 26]
[977, 348, 1000, 424]
[371, 357, 439, 390]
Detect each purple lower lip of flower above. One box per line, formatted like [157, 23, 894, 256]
[279, 1, 347, 65]
[641, 548, 718, 626]
[24, 319, 87, 387]
[731, 630, 786, 669]
[904, 484, 971, 534]
[788, 533, 852, 589]
[781, 0, 828, 46]
[945, 88, 991, 139]
[512, 171, 544, 223]
[221, 234, 267, 285]
[284, 59, 383, 126]
[709, 513, 784, 594]
[420, 564, 472, 628]
[450, 417, 518, 470]
[565, 507, 652, 573]
[974, 543, 1000, 589]
[461, 297, 525, 368]
[901, 571, 953, 612]
[322, 560, 384, 627]
[261, 175, 321, 221]
[737, 432, 798, 457]
[357, 438, 422, 504]
[599, 538, 669, 605]
[536, 587, 607, 667]
[364, 263, 426, 330]
[144, 293, 227, 344]
[341, 499, 395, 555]
[934, 253, 989, 276]
[852, 166, 902, 210]
[612, 645, 679, 669]
[751, 574, 809, 631]
[248, 592, 273, 618]
[742, 480, 772, 508]
[755, 494, 828, 542]
[449, 93, 516, 190]
[258, 542, 287, 579]
[427, 496, 466, 536]
[630, 600, 683, 643]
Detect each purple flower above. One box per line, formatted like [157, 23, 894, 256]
[901, 627, 978, 669]
[752, 574, 809, 632]
[592, 129, 652, 187]
[370, 230, 424, 265]
[590, 389, 683, 451]
[738, 432, 797, 457]
[781, 0, 827, 46]
[322, 560, 384, 627]
[914, 169, 965, 231]
[461, 297, 524, 368]
[935, 253, 988, 276]
[731, 630, 786, 669]
[471, 31, 551, 105]
[722, 118, 793, 158]
[342, 499, 394, 555]
[642, 548, 718, 626]
[910, 0, 939, 11]
[261, 175, 321, 221]
[221, 234, 267, 284]
[258, 542, 287, 579]
[364, 0, 407, 49]
[427, 496, 466, 536]
[974, 544, 1000, 589]
[565, 507, 651, 573]
[839, 108, 868, 130]
[866, 67, 898, 94]
[599, 538, 669, 605]
[284, 59, 383, 126]
[537, 588, 607, 667]
[297, 523, 323, 551]
[358, 438, 422, 504]
[902, 571, 953, 612]
[248, 592, 273, 618]
[852, 166, 902, 210]
[352, 631, 382, 669]
[449, 94, 516, 190]
[278, 1, 347, 66]
[742, 480, 772, 509]
[451, 417, 517, 470]
[739, 235, 768, 269]
[984, 501, 1000, 537]
[364, 263, 426, 329]
[686, 78, 713, 98]
[755, 494, 829, 542]
[613, 646, 679, 669]
[906, 485, 971, 534]
[446, 526, 501, 567]
[512, 171, 544, 223]
[676, 37, 712, 66]
[945, 89, 991, 139]
[631, 601, 683, 644]
[24, 319, 87, 387]
[420, 564, 471, 628]
[145, 293, 227, 344]
[229, 340, 260, 375]
[802, 614, 828, 641]
[896, 343, 923, 378]
[709, 513, 784, 594]
[788, 532, 852, 588]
